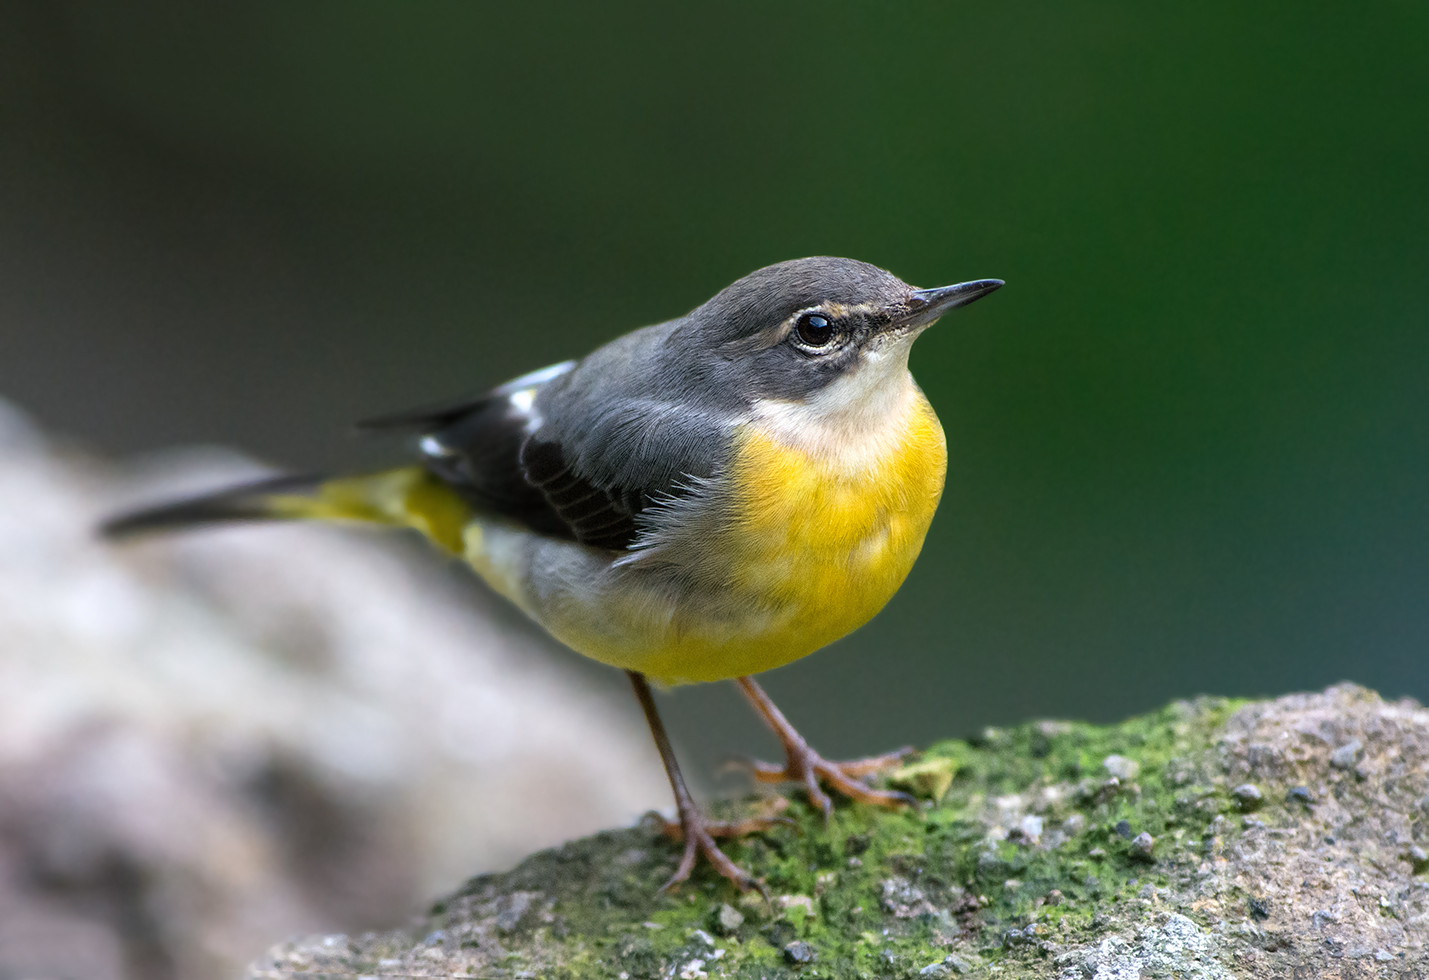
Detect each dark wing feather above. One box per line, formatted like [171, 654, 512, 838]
[99, 474, 326, 538]
[420, 395, 577, 539]
[423, 397, 651, 550]
[356, 361, 577, 432]
[403, 334, 732, 551]
[355, 394, 493, 432]
[517, 438, 641, 549]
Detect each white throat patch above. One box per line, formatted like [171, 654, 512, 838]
[749, 333, 923, 473]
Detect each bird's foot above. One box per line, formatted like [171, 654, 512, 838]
[653, 797, 786, 899]
[745, 744, 917, 818]
[734, 675, 916, 819]
[656, 795, 792, 842]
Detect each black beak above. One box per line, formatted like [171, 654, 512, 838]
[897, 279, 1004, 330]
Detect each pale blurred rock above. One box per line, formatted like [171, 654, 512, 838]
[0, 399, 669, 980]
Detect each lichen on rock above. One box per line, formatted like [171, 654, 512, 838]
[247, 683, 1429, 978]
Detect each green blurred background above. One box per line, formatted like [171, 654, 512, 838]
[2, 2, 1426, 778]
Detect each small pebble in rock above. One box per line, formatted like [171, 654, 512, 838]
[1286, 786, 1315, 805]
[847, 856, 863, 869]
[1088, 847, 1107, 861]
[1003, 925, 1044, 948]
[1248, 896, 1272, 920]
[1019, 815, 1043, 842]
[1243, 817, 1266, 830]
[1407, 845, 1429, 871]
[1330, 739, 1362, 770]
[1130, 832, 1156, 860]
[1003, 878, 1021, 891]
[944, 953, 973, 974]
[1061, 814, 1086, 836]
[783, 941, 816, 964]
[690, 929, 716, 947]
[712, 903, 744, 935]
[1231, 783, 1263, 810]
[1102, 754, 1140, 780]
[1114, 819, 1134, 840]
[1045, 889, 1064, 905]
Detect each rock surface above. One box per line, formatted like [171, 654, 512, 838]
[251, 684, 1429, 979]
[0, 401, 668, 980]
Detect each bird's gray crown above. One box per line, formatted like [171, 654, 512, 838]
[689, 256, 912, 344]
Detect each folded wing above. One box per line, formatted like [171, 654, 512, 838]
[409, 352, 729, 552]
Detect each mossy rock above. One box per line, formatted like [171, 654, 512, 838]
[248, 684, 1429, 978]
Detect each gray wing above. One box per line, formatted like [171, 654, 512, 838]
[413, 325, 734, 550]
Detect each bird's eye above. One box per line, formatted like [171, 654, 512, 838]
[795, 312, 834, 347]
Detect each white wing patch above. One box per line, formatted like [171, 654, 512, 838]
[416, 361, 573, 462]
[491, 360, 576, 396]
[499, 360, 572, 435]
[506, 385, 545, 434]
[419, 433, 455, 459]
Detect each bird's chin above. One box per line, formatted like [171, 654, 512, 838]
[860, 326, 923, 362]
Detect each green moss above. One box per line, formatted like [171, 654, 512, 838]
[302, 695, 1252, 979]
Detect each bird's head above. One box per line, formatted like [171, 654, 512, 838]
[679, 256, 1002, 420]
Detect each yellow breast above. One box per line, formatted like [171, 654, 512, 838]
[726, 391, 946, 654]
[623, 384, 947, 683]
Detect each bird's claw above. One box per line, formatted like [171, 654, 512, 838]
[743, 745, 916, 818]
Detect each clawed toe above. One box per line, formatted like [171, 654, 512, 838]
[744, 749, 915, 812]
[629, 671, 766, 897]
[736, 676, 916, 816]
[628, 669, 919, 900]
[657, 797, 793, 841]
[658, 806, 771, 901]
[835, 746, 915, 778]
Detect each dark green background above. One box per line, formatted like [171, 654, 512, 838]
[3, 3, 1426, 779]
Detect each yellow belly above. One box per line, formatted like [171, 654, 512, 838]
[626, 392, 947, 682]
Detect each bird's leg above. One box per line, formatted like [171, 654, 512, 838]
[735, 675, 915, 819]
[627, 671, 771, 897]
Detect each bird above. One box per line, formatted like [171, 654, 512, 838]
[102, 256, 1003, 893]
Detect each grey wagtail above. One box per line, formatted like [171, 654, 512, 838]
[103, 257, 1003, 893]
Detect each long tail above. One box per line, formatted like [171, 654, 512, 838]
[100, 466, 472, 555]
